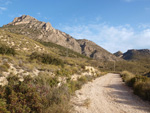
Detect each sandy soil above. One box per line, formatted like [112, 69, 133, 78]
[71, 73, 150, 113]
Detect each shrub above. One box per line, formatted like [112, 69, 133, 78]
[68, 76, 89, 93]
[0, 74, 73, 113]
[121, 71, 135, 86]
[0, 65, 8, 72]
[56, 68, 72, 77]
[0, 44, 16, 56]
[34, 74, 59, 87]
[0, 98, 10, 113]
[0, 76, 43, 113]
[134, 81, 150, 101]
[42, 84, 71, 113]
[121, 71, 150, 101]
[30, 52, 64, 67]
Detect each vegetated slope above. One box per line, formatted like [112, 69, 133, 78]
[1, 15, 119, 61]
[0, 29, 101, 112]
[0, 29, 50, 55]
[0, 29, 94, 72]
[112, 49, 150, 76]
[72, 73, 150, 113]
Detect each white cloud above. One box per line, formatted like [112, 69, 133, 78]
[58, 23, 150, 53]
[0, 0, 11, 14]
[0, 7, 7, 10]
[37, 12, 41, 15]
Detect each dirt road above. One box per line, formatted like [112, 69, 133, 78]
[71, 73, 150, 113]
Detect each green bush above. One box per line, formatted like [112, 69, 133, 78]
[0, 99, 10, 113]
[121, 71, 135, 86]
[0, 75, 72, 113]
[121, 71, 150, 101]
[134, 81, 150, 101]
[0, 76, 43, 113]
[56, 68, 72, 77]
[34, 74, 59, 87]
[68, 76, 89, 93]
[30, 52, 64, 67]
[0, 44, 16, 56]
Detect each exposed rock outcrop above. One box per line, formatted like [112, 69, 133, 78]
[77, 39, 120, 61]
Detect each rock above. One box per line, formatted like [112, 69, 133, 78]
[0, 77, 8, 86]
[42, 22, 53, 31]
[8, 15, 37, 25]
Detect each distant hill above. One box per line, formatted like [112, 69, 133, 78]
[122, 49, 150, 60]
[114, 49, 150, 61]
[114, 51, 123, 58]
[1, 15, 119, 61]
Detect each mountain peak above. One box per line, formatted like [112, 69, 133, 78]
[8, 15, 37, 25]
[5, 15, 53, 32]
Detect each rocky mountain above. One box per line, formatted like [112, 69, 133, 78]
[1, 15, 119, 61]
[77, 39, 119, 61]
[114, 49, 150, 60]
[122, 49, 150, 60]
[2, 15, 81, 53]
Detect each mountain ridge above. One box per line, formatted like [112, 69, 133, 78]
[1, 15, 120, 61]
[114, 49, 150, 61]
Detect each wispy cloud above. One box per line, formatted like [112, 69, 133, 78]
[0, 0, 12, 5]
[122, 0, 135, 2]
[0, 0, 12, 14]
[0, 7, 7, 10]
[58, 23, 150, 53]
[37, 12, 41, 15]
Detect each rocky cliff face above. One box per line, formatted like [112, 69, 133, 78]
[2, 15, 119, 61]
[77, 39, 120, 61]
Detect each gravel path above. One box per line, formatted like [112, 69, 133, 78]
[71, 73, 150, 113]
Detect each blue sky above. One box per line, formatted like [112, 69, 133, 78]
[0, 0, 150, 53]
